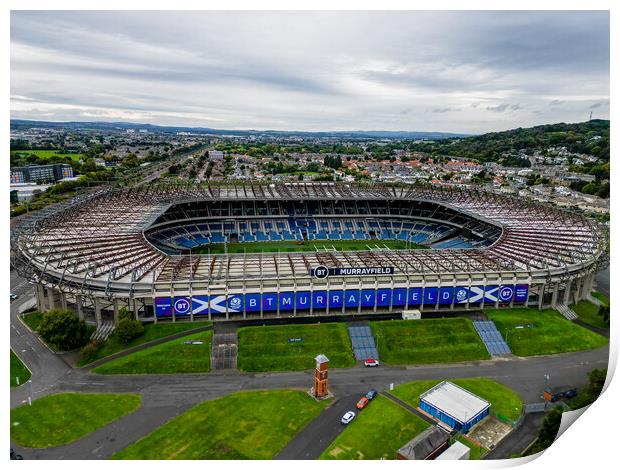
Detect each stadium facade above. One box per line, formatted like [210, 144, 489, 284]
[12, 183, 607, 325]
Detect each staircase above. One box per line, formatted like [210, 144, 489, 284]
[556, 304, 578, 320]
[90, 321, 115, 342]
[211, 332, 238, 371]
[348, 324, 379, 361]
[472, 320, 511, 356]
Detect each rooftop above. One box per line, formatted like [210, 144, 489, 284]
[420, 381, 490, 424]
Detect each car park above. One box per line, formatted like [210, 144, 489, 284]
[364, 358, 380, 367]
[366, 389, 378, 400]
[340, 410, 356, 425]
[356, 397, 369, 409]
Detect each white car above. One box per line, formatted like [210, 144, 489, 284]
[364, 358, 380, 367]
[10, 293, 17, 301]
[341, 410, 356, 425]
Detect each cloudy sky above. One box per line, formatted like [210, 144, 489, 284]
[11, 10, 609, 133]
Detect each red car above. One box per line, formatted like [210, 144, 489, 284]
[356, 397, 369, 409]
[364, 358, 380, 367]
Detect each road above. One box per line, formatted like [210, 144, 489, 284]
[9, 273, 609, 460]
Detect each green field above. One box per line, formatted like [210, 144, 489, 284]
[196, 239, 426, 254]
[592, 291, 609, 306]
[92, 330, 213, 374]
[113, 390, 329, 459]
[10, 351, 31, 387]
[485, 308, 608, 356]
[572, 301, 609, 329]
[320, 395, 430, 460]
[369, 318, 490, 365]
[11, 149, 85, 163]
[391, 377, 523, 422]
[21, 311, 44, 331]
[237, 323, 355, 372]
[11, 393, 141, 448]
[78, 321, 211, 366]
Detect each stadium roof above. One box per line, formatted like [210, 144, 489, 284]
[11, 182, 607, 295]
[420, 381, 490, 424]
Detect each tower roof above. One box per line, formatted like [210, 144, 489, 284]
[315, 354, 329, 364]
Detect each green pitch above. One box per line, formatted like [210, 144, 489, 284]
[194, 239, 427, 254]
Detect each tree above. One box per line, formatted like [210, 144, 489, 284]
[38, 309, 89, 351]
[598, 305, 610, 325]
[569, 368, 607, 409]
[527, 406, 563, 454]
[114, 316, 144, 345]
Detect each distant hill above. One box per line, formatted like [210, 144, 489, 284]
[408, 120, 610, 163]
[9, 119, 469, 140]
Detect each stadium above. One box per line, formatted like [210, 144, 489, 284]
[11, 182, 608, 326]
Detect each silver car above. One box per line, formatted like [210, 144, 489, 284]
[340, 410, 356, 425]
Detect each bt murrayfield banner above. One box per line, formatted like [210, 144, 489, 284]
[155, 284, 529, 317]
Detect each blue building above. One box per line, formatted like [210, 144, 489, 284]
[419, 381, 490, 432]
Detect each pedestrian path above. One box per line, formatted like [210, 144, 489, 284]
[472, 320, 511, 356]
[347, 324, 378, 361]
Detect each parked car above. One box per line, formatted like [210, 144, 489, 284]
[10, 293, 17, 301]
[10, 448, 23, 460]
[366, 389, 378, 400]
[364, 358, 380, 367]
[356, 397, 369, 409]
[340, 410, 356, 425]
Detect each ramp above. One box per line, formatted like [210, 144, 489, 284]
[348, 325, 379, 361]
[472, 320, 511, 356]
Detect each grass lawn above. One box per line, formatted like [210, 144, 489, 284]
[320, 395, 430, 460]
[11, 149, 85, 163]
[572, 301, 609, 329]
[592, 291, 609, 306]
[457, 437, 488, 459]
[11, 393, 141, 448]
[10, 351, 31, 387]
[196, 239, 427, 254]
[78, 321, 211, 366]
[92, 330, 213, 374]
[112, 390, 329, 459]
[391, 377, 523, 422]
[237, 323, 355, 372]
[21, 311, 44, 331]
[369, 318, 490, 365]
[485, 308, 607, 356]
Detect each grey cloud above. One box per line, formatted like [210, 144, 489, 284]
[10, 10, 610, 133]
[589, 100, 610, 109]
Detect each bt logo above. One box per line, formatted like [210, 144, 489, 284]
[174, 298, 191, 314]
[499, 286, 514, 302]
[313, 265, 329, 279]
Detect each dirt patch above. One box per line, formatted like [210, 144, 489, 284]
[467, 416, 512, 450]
